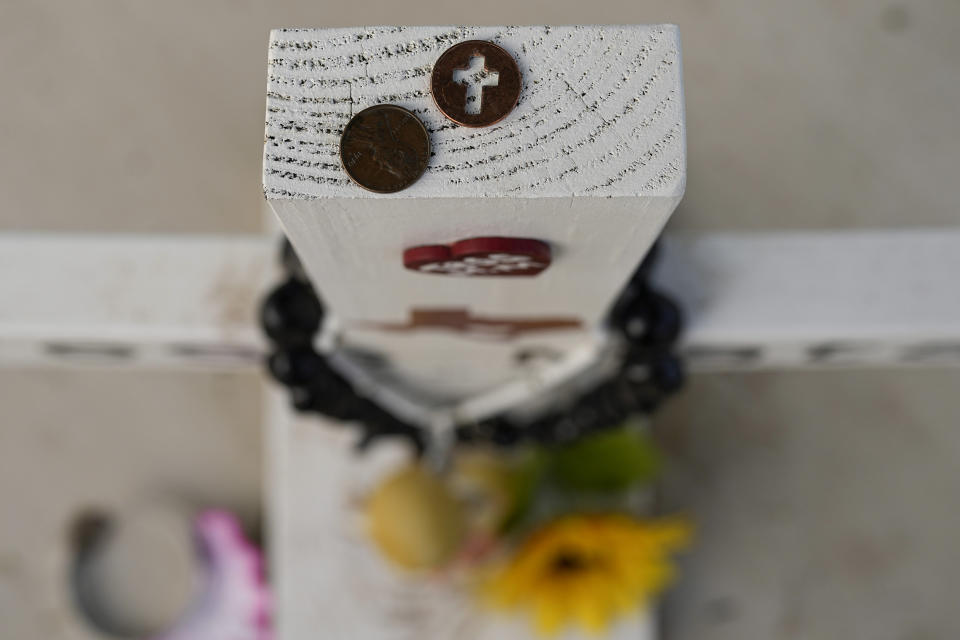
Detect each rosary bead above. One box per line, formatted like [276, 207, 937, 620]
[624, 377, 663, 413]
[315, 386, 363, 421]
[454, 424, 477, 444]
[488, 419, 523, 447]
[608, 282, 649, 329]
[617, 289, 682, 347]
[641, 289, 682, 346]
[551, 417, 583, 443]
[267, 347, 326, 386]
[290, 384, 318, 412]
[582, 384, 629, 430]
[260, 278, 323, 347]
[290, 370, 361, 420]
[651, 352, 685, 393]
[526, 417, 560, 444]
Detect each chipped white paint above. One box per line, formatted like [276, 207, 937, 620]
[264, 26, 686, 402]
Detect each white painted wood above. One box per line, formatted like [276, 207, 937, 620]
[264, 26, 686, 403]
[3, 231, 960, 372]
[655, 230, 960, 370]
[265, 383, 656, 640]
[0, 233, 274, 370]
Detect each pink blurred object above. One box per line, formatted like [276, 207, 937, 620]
[154, 510, 273, 640]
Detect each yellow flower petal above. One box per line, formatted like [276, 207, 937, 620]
[484, 513, 692, 636]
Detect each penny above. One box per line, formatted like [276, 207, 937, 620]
[431, 40, 521, 128]
[339, 104, 431, 193]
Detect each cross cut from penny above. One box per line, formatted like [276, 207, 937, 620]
[453, 56, 500, 115]
[431, 40, 522, 127]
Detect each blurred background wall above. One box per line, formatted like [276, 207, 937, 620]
[3, 0, 958, 233]
[1, 1, 958, 639]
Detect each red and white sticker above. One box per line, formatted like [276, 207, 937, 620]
[403, 237, 551, 277]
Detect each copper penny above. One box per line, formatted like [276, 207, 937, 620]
[339, 104, 431, 193]
[431, 40, 521, 128]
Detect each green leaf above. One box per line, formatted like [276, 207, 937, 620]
[499, 451, 547, 533]
[548, 424, 661, 493]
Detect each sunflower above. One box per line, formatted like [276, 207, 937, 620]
[485, 513, 691, 636]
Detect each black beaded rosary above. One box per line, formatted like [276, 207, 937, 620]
[261, 240, 685, 454]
